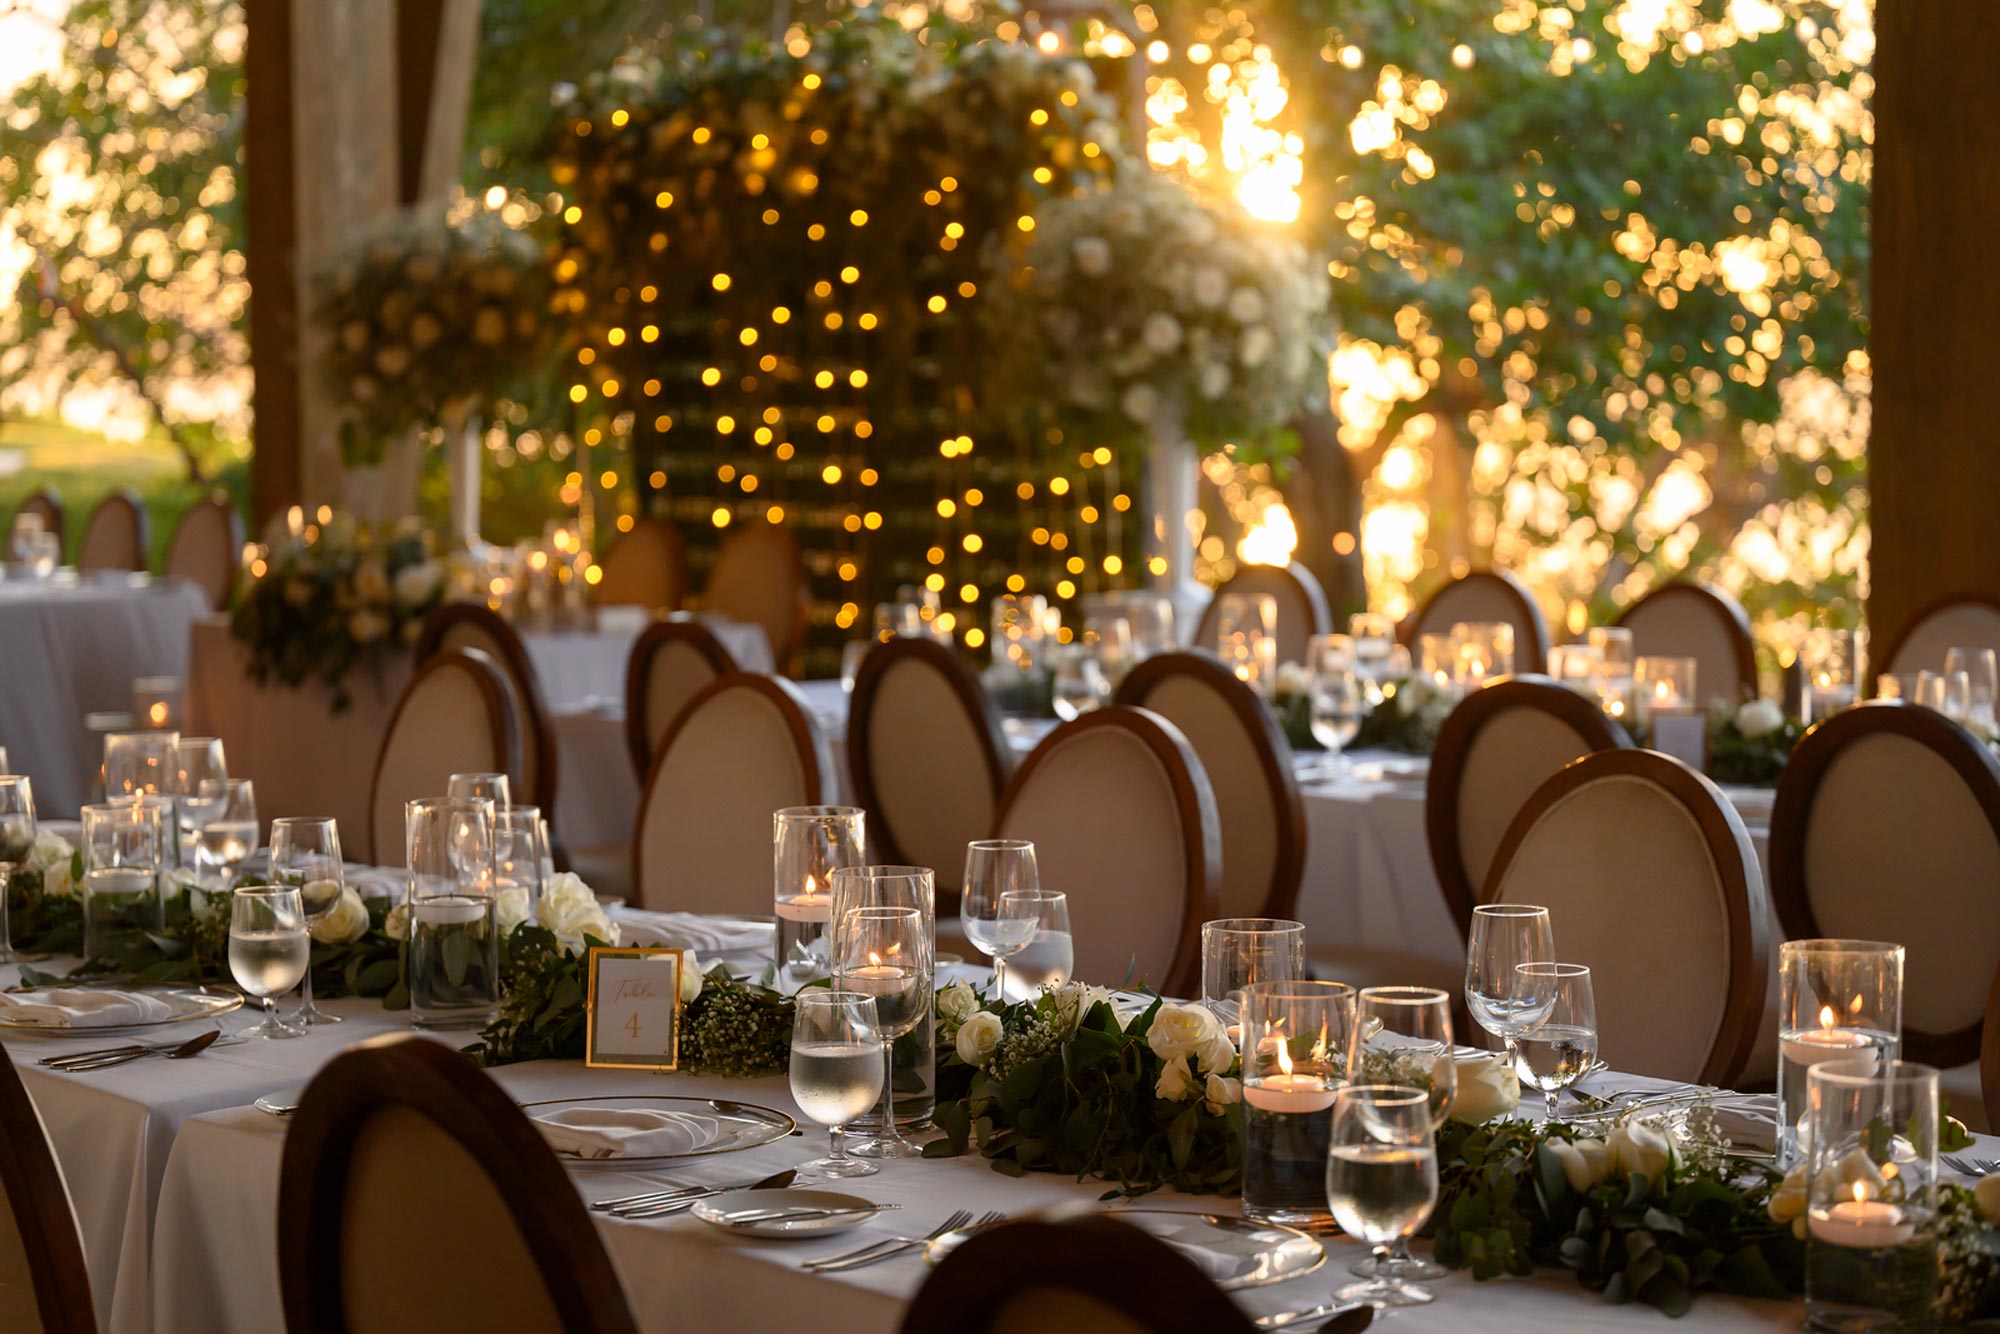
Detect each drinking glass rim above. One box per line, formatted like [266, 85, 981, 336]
[1514, 962, 1589, 978]
[1242, 978, 1354, 1001]
[841, 904, 923, 923]
[1357, 985, 1451, 1006]
[1472, 903, 1549, 920]
[797, 988, 880, 1013]
[830, 864, 934, 881]
[1808, 1057, 1937, 1089]
[1337, 1083, 1433, 1107]
[1780, 938, 1904, 958]
[231, 882, 301, 902]
[775, 805, 865, 822]
[1202, 917, 1306, 936]
[998, 887, 1066, 905]
[967, 838, 1034, 852]
[269, 816, 337, 830]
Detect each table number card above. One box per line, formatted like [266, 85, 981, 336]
[1651, 709, 1708, 773]
[585, 947, 685, 1070]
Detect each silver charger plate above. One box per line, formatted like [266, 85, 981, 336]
[516, 1094, 796, 1166]
[0, 986, 244, 1034]
[925, 1209, 1324, 1290]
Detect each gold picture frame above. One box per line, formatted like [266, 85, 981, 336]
[584, 946, 685, 1071]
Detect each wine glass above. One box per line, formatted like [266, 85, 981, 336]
[194, 780, 259, 887]
[1051, 646, 1108, 721]
[960, 840, 1038, 997]
[494, 805, 545, 907]
[832, 905, 930, 1160]
[994, 888, 1071, 1003]
[1327, 1085, 1441, 1310]
[1946, 647, 1998, 727]
[446, 772, 512, 812]
[789, 989, 884, 1179]
[1200, 918, 1304, 1039]
[104, 729, 177, 798]
[1215, 593, 1278, 694]
[268, 817, 344, 1027]
[0, 775, 35, 963]
[1309, 663, 1366, 776]
[1345, 987, 1457, 1283]
[170, 737, 228, 869]
[1513, 962, 1598, 1121]
[1464, 903, 1554, 1054]
[1087, 615, 1135, 688]
[228, 884, 309, 1040]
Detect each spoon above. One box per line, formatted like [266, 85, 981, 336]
[1253, 1299, 1374, 1330]
[48, 1027, 222, 1072]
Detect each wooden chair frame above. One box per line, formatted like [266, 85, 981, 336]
[1113, 649, 1307, 921]
[1193, 560, 1332, 656]
[595, 515, 689, 612]
[622, 617, 741, 778]
[992, 706, 1221, 996]
[413, 603, 561, 829]
[1427, 675, 1634, 938]
[1614, 580, 1758, 704]
[1871, 591, 2000, 683]
[80, 487, 150, 572]
[164, 492, 246, 609]
[1400, 568, 1552, 673]
[1769, 699, 2000, 1067]
[1483, 748, 1769, 1088]
[0, 1042, 95, 1334]
[1983, 962, 2000, 1137]
[705, 522, 811, 672]
[278, 1036, 637, 1334]
[365, 646, 522, 864]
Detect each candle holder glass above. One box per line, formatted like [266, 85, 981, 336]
[773, 806, 866, 985]
[1416, 634, 1459, 698]
[829, 864, 935, 1139]
[1587, 626, 1635, 679]
[1804, 1058, 1938, 1332]
[1803, 627, 1859, 723]
[131, 676, 183, 731]
[1450, 621, 1515, 688]
[1214, 593, 1278, 695]
[1779, 939, 1904, 1168]
[1635, 655, 1698, 719]
[81, 801, 165, 962]
[1547, 643, 1602, 694]
[104, 730, 178, 799]
[1240, 979, 1355, 1232]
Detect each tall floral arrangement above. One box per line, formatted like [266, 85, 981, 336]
[983, 167, 1331, 456]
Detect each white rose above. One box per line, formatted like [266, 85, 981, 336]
[938, 979, 979, 1026]
[495, 886, 530, 936]
[1192, 266, 1228, 308]
[955, 1010, 1003, 1067]
[1735, 698, 1784, 738]
[353, 557, 389, 604]
[347, 610, 388, 644]
[1119, 382, 1159, 425]
[1195, 1022, 1237, 1078]
[1154, 1053, 1199, 1102]
[384, 901, 411, 941]
[1141, 312, 1183, 355]
[1239, 325, 1275, 369]
[1048, 982, 1114, 1038]
[1976, 1174, 2000, 1226]
[393, 560, 441, 607]
[1203, 1073, 1241, 1115]
[1274, 661, 1312, 698]
[1227, 286, 1266, 323]
[680, 950, 704, 1003]
[1768, 1163, 1807, 1225]
[1147, 1002, 1221, 1062]
[308, 885, 369, 945]
[1606, 1117, 1674, 1185]
[1071, 236, 1112, 277]
[1546, 1136, 1615, 1192]
[1449, 1053, 1520, 1124]
[537, 871, 619, 953]
[28, 831, 73, 874]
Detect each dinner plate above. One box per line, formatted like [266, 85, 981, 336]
[926, 1209, 1324, 1290]
[692, 1188, 889, 1238]
[256, 1086, 305, 1117]
[0, 986, 244, 1034]
[516, 1094, 796, 1165]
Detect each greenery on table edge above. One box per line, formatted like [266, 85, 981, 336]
[1273, 671, 1452, 757]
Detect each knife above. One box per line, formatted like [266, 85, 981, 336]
[718, 1203, 899, 1225]
[610, 1167, 798, 1219]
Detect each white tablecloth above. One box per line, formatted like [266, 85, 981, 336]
[0, 573, 209, 817]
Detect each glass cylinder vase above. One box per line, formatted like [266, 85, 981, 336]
[405, 796, 499, 1031]
[1804, 1059, 1938, 1332]
[1239, 979, 1355, 1233]
[1778, 939, 1904, 1168]
[829, 865, 936, 1131]
[774, 806, 866, 985]
[80, 801, 164, 961]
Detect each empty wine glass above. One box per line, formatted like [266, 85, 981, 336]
[104, 729, 177, 798]
[960, 840, 1038, 997]
[1345, 987, 1457, 1283]
[789, 989, 884, 1180]
[1513, 962, 1598, 1121]
[170, 736, 228, 867]
[1946, 647, 1998, 727]
[229, 884, 309, 1040]
[269, 817, 344, 1027]
[1309, 663, 1366, 775]
[446, 772, 512, 811]
[0, 775, 35, 963]
[494, 806, 545, 908]
[1215, 593, 1278, 694]
[1327, 1085, 1440, 1310]
[1200, 918, 1304, 1040]
[1087, 615, 1136, 688]
[832, 905, 930, 1160]
[1051, 646, 1108, 721]
[194, 780, 259, 887]
[1464, 903, 1554, 1054]
[994, 888, 1071, 1003]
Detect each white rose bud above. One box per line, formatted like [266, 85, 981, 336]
[937, 980, 978, 1026]
[308, 885, 370, 946]
[1146, 1002, 1217, 1062]
[1195, 1022, 1237, 1078]
[1203, 1073, 1241, 1115]
[384, 901, 411, 941]
[1735, 698, 1784, 738]
[1976, 1174, 2000, 1226]
[955, 1010, 1003, 1068]
[680, 950, 704, 1003]
[494, 886, 530, 936]
[1449, 1052, 1521, 1124]
[537, 872, 620, 954]
[1547, 1139, 1593, 1193]
[1154, 1053, 1199, 1102]
[1607, 1118, 1674, 1185]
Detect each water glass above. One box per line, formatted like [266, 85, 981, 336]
[1416, 633, 1457, 695]
[874, 601, 924, 642]
[1803, 1059, 1939, 1330]
[1914, 669, 1967, 719]
[104, 729, 178, 798]
[0, 775, 35, 963]
[961, 840, 1039, 996]
[229, 884, 310, 1040]
[1547, 643, 1601, 692]
[1451, 621, 1514, 687]
[170, 736, 228, 866]
[833, 905, 931, 1160]
[829, 865, 935, 1133]
[1086, 615, 1136, 688]
[269, 817, 344, 1027]
[1327, 1085, 1440, 1310]
[1511, 962, 1598, 1121]
[1464, 903, 1555, 1050]
[1215, 593, 1278, 695]
[9, 511, 42, 563]
[1309, 664, 1365, 767]
[406, 796, 499, 1030]
[111, 793, 181, 870]
[1241, 979, 1356, 1231]
[789, 990, 884, 1180]
[1778, 939, 1904, 1168]
[81, 801, 164, 961]
[446, 772, 512, 811]
[1050, 644, 1109, 720]
[994, 888, 1071, 1003]
[774, 806, 867, 982]
[1349, 614, 1396, 680]
[1199, 918, 1304, 1039]
[188, 779, 257, 887]
[494, 805, 546, 907]
[1945, 646, 1998, 726]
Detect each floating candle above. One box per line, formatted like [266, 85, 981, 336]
[776, 893, 831, 924]
[1808, 1193, 1914, 1249]
[1242, 1075, 1338, 1114]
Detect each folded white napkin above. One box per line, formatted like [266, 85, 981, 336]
[0, 987, 177, 1028]
[614, 910, 774, 956]
[533, 1106, 720, 1159]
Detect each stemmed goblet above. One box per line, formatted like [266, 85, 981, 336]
[789, 989, 884, 1180]
[268, 817, 344, 1027]
[1327, 1085, 1441, 1309]
[1512, 962, 1598, 1121]
[1345, 986, 1456, 1283]
[1464, 903, 1554, 1054]
[994, 889, 1070, 1004]
[960, 840, 1038, 998]
[228, 884, 309, 1040]
[832, 905, 930, 1160]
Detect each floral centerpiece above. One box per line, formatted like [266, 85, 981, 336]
[1271, 663, 1452, 756]
[228, 513, 448, 711]
[1702, 698, 1805, 786]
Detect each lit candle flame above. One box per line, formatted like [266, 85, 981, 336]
[1275, 1036, 1294, 1078]
[868, 951, 883, 968]
[1819, 1005, 1836, 1030]
[1310, 1019, 1329, 1063]
[148, 702, 168, 726]
[1849, 994, 1864, 1015]
[1852, 1181, 1868, 1205]
[804, 874, 815, 894]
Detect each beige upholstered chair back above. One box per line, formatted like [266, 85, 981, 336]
[623, 619, 740, 777]
[1403, 569, 1551, 673]
[366, 648, 521, 865]
[1881, 595, 2000, 678]
[77, 489, 147, 573]
[1193, 562, 1330, 667]
[993, 709, 1220, 995]
[1485, 750, 1767, 1086]
[1427, 676, 1633, 934]
[635, 674, 830, 913]
[594, 518, 687, 614]
[279, 1038, 636, 1334]
[1113, 652, 1305, 920]
[1771, 701, 2000, 1066]
[14, 490, 62, 550]
[849, 638, 1011, 896]
[415, 605, 559, 823]
[0, 1043, 94, 1334]
[164, 495, 243, 611]
[1615, 582, 1757, 708]
[704, 523, 808, 670]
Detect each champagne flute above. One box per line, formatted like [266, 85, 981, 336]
[789, 989, 884, 1179]
[195, 780, 259, 887]
[170, 736, 228, 871]
[0, 775, 35, 963]
[228, 884, 309, 1040]
[832, 905, 930, 1160]
[447, 772, 512, 812]
[1464, 903, 1554, 1054]
[1327, 1085, 1440, 1309]
[994, 888, 1071, 1003]
[1345, 987, 1457, 1283]
[1512, 962, 1598, 1121]
[269, 817, 344, 1027]
[960, 840, 1038, 997]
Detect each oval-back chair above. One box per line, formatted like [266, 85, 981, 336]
[77, 488, 148, 573]
[1401, 569, 1551, 674]
[0, 1041, 96, 1334]
[1193, 562, 1331, 668]
[622, 618, 741, 778]
[11, 488, 63, 551]
[703, 522, 809, 673]
[593, 517, 688, 616]
[164, 494, 245, 610]
[413, 604, 560, 836]
[1615, 581, 1758, 708]
[365, 647, 522, 865]
[1875, 593, 2000, 680]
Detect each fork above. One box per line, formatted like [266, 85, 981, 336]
[1944, 1155, 1982, 1177]
[807, 1210, 1005, 1274]
[802, 1209, 973, 1273]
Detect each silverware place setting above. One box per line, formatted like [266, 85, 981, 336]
[1944, 1154, 2000, 1177]
[596, 1167, 798, 1218]
[802, 1209, 1006, 1274]
[39, 1028, 238, 1072]
[1253, 1299, 1375, 1331]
